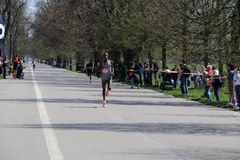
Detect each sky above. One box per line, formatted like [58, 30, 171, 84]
[26, 0, 40, 37]
[26, 0, 39, 20]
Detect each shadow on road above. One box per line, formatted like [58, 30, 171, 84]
[3, 122, 240, 136]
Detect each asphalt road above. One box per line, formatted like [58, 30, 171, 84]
[0, 63, 239, 160]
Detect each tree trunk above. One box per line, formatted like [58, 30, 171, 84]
[161, 42, 167, 69]
[70, 57, 72, 71]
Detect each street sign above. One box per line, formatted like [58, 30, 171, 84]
[0, 16, 5, 40]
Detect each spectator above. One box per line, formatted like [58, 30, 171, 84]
[202, 65, 213, 101]
[191, 66, 200, 88]
[138, 62, 143, 86]
[160, 66, 172, 90]
[13, 55, 20, 79]
[180, 64, 191, 94]
[152, 60, 159, 86]
[133, 62, 139, 81]
[234, 66, 240, 110]
[134, 61, 140, 74]
[128, 68, 140, 89]
[2, 54, 9, 79]
[227, 63, 237, 108]
[212, 66, 221, 102]
[171, 65, 179, 88]
[143, 62, 150, 86]
[17, 58, 26, 79]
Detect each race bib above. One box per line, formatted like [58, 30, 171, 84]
[102, 68, 109, 74]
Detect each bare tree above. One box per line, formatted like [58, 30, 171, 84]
[0, 0, 26, 57]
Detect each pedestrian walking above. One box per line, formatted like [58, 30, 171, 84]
[100, 52, 113, 108]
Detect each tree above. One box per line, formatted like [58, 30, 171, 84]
[0, 0, 26, 57]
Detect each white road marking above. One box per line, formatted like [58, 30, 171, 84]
[30, 65, 64, 160]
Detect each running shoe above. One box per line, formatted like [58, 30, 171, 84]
[102, 100, 107, 108]
[233, 106, 239, 111]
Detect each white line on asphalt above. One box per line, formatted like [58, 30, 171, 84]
[30, 65, 64, 160]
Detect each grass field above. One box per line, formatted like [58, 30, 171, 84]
[149, 79, 240, 112]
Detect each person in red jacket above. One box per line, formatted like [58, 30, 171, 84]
[13, 55, 20, 79]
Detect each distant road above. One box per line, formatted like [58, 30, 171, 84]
[0, 63, 239, 160]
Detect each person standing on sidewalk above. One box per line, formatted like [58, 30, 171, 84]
[100, 52, 113, 108]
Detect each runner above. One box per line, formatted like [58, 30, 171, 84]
[86, 62, 93, 83]
[100, 52, 113, 108]
[52, 60, 57, 69]
[32, 59, 36, 71]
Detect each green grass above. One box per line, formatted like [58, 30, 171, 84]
[148, 83, 240, 112]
